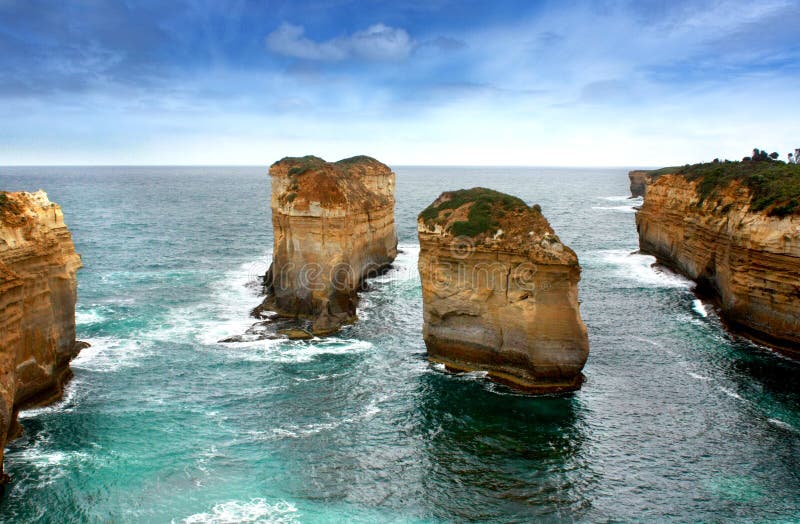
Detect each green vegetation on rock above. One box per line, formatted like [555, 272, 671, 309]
[334, 155, 379, 166]
[666, 159, 800, 217]
[419, 187, 530, 237]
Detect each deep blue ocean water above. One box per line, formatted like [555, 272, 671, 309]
[0, 166, 798, 522]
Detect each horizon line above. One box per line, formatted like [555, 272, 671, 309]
[0, 163, 661, 169]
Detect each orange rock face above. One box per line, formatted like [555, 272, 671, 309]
[636, 174, 800, 355]
[255, 156, 397, 335]
[0, 190, 83, 482]
[417, 188, 589, 393]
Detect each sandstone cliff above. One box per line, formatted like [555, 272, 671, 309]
[636, 166, 800, 356]
[629, 169, 664, 197]
[0, 190, 83, 485]
[417, 188, 589, 393]
[254, 156, 397, 336]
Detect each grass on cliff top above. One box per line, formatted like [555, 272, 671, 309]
[663, 160, 800, 217]
[274, 155, 382, 177]
[419, 187, 531, 237]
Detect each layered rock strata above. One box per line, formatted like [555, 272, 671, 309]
[0, 190, 83, 485]
[417, 188, 589, 393]
[636, 173, 800, 355]
[254, 156, 397, 336]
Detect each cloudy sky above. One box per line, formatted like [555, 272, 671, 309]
[1, 0, 798, 166]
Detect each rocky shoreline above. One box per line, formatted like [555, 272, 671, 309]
[635, 164, 800, 356]
[0, 190, 85, 487]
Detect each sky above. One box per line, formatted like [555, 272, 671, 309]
[0, 0, 798, 166]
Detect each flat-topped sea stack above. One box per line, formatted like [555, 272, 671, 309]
[417, 188, 589, 393]
[254, 155, 397, 336]
[636, 159, 800, 356]
[0, 190, 84, 485]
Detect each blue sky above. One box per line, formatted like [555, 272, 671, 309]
[1, 0, 798, 166]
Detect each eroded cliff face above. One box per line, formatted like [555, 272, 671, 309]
[629, 169, 662, 197]
[255, 156, 397, 335]
[417, 188, 589, 393]
[0, 190, 83, 483]
[636, 174, 800, 355]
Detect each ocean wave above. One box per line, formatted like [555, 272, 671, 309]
[5, 431, 93, 487]
[17, 379, 80, 419]
[592, 205, 638, 213]
[692, 299, 709, 318]
[149, 259, 267, 346]
[71, 337, 147, 373]
[75, 308, 106, 325]
[179, 499, 299, 524]
[365, 244, 420, 286]
[595, 250, 693, 288]
[599, 195, 642, 203]
[231, 338, 373, 364]
[259, 395, 384, 440]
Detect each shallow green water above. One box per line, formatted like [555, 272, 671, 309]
[0, 166, 798, 522]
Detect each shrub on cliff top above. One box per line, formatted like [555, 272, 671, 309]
[420, 187, 530, 237]
[0, 192, 12, 214]
[334, 155, 380, 166]
[669, 159, 800, 216]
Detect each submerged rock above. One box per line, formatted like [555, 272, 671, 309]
[417, 188, 589, 393]
[252, 155, 397, 336]
[0, 190, 85, 485]
[277, 328, 314, 340]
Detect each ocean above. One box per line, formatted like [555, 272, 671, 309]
[0, 166, 798, 522]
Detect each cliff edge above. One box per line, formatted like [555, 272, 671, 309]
[0, 190, 84, 486]
[417, 188, 589, 393]
[636, 160, 800, 355]
[629, 168, 670, 198]
[254, 155, 397, 336]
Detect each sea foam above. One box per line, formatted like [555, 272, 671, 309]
[180, 499, 299, 524]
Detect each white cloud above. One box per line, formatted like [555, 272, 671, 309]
[265, 22, 413, 62]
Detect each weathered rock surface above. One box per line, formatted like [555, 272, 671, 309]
[253, 156, 397, 335]
[629, 169, 663, 198]
[636, 174, 800, 355]
[417, 188, 589, 393]
[0, 190, 83, 484]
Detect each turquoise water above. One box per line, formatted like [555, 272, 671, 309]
[0, 166, 798, 522]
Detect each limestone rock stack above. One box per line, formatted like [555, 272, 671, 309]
[0, 190, 83, 484]
[255, 156, 397, 335]
[417, 188, 589, 393]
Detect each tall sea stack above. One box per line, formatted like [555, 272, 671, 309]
[417, 188, 589, 393]
[255, 156, 397, 335]
[636, 160, 800, 355]
[0, 190, 84, 485]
